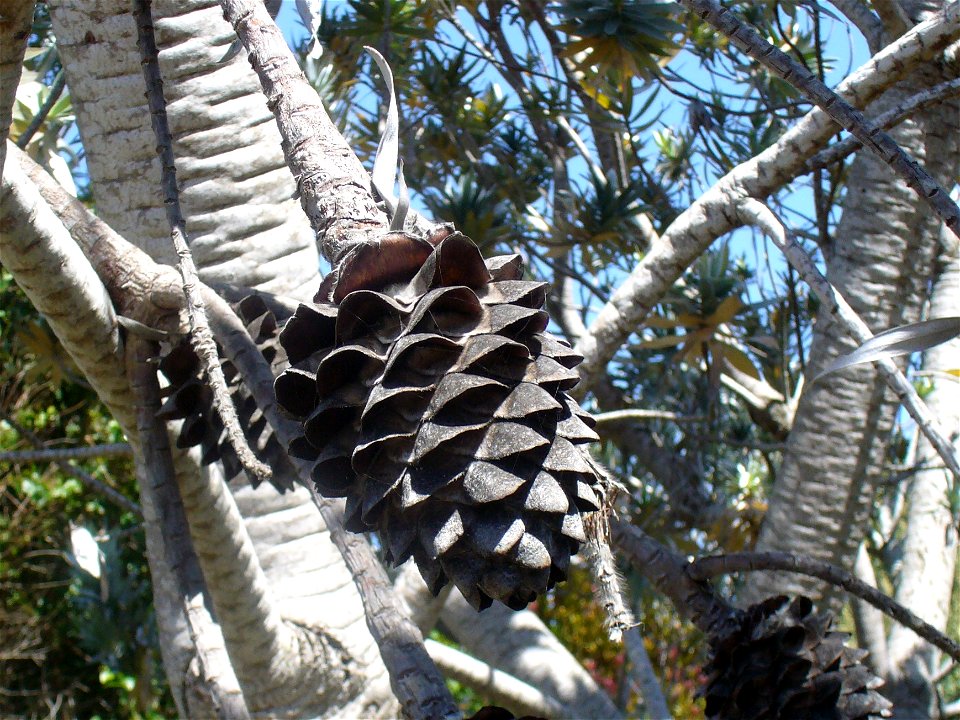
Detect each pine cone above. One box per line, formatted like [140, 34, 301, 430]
[703, 595, 892, 719]
[274, 231, 606, 610]
[157, 295, 294, 492]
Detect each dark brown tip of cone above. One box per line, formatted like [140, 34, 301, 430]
[332, 233, 435, 302]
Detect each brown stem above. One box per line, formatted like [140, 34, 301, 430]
[132, 0, 270, 483]
[126, 336, 250, 720]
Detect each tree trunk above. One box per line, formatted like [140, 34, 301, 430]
[46, 0, 397, 714]
[884, 230, 960, 718]
[746, 73, 952, 607]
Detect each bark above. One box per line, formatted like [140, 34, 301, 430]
[885, 231, 960, 718]
[48, 0, 320, 299]
[43, 1, 399, 714]
[0, 147, 135, 435]
[746, 38, 959, 610]
[0, 0, 34, 177]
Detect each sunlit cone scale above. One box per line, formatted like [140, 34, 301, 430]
[703, 595, 892, 719]
[274, 230, 607, 610]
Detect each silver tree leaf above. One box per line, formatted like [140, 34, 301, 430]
[814, 316, 960, 382]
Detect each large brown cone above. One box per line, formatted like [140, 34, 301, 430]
[156, 295, 295, 493]
[274, 231, 606, 610]
[703, 595, 892, 720]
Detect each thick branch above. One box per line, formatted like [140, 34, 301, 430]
[736, 198, 959, 478]
[127, 337, 250, 720]
[425, 639, 566, 720]
[688, 551, 960, 662]
[0, 0, 34, 177]
[219, 0, 386, 265]
[0, 144, 137, 437]
[574, 6, 960, 388]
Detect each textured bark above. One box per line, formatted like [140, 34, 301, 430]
[0, 148, 135, 435]
[885, 233, 960, 718]
[44, 1, 399, 714]
[746, 65, 958, 609]
[48, 0, 320, 299]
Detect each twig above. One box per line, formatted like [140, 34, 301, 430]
[688, 551, 960, 663]
[593, 409, 707, 425]
[202, 287, 460, 720]
[425, 638, 567, 720]
[679, 0, 960, 237]
[0, 412, 141, 517]
[126, 336, 250, 720]
[807, 78, 960, 173]
[736, 198, 960, 479]
[132, 0, 270, 484]
[15, 70, 67, 150]
[0, 442, 132, 464]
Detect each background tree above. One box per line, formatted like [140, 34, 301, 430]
[1, 0, 957, 718]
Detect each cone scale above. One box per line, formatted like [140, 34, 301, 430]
[275, 230, 608, 610]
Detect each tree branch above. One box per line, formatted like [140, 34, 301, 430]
[0, 143, 137, 437]
[574, 5, 960, 389]
[0, 0, 35, 177]
[15, 70, 66, 150]
[807, 77, 960, 173]
[133, 0, 269, 485]
[425, 639, 567, 720]
[828, 0, 884, 53]
[622, 626, 673, 720]
[679, 0, 959, 235]
[127, 336, 250, 720]
[687, 551, 960, 663]
[0, 414, 141, 517]
[735, 198, 960, 478]
[0, 442, 132, 464]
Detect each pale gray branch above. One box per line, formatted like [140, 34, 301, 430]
[623, 626, 673, 720]
[425, 639, 567, 720]
[679, 0, 959, 235]
[735, 198, 960, 479]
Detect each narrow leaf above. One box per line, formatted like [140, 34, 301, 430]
[364, 46, 399, 218]
[815, 317, 960, 382]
